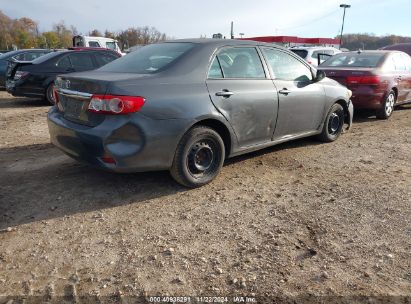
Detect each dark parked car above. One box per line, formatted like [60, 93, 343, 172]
[48, 39, 353, 187]
[319, 50, 411, 119]
[6, 48, 121, 104]
[380, 43, 411, 56]
[0, 49, 51, 90]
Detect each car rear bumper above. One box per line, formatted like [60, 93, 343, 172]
[47, 107, 187, 172]
[6, 80, 46, 98]
[350, 86, 386, 110]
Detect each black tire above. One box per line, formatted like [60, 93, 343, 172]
[170, 126, 225, 188]
[45, 83, 56, 105]
[317, 103, 345, 142]
[376, 90, 396, 120]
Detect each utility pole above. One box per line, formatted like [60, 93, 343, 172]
[230, 21, 234, 39]
[339, 4, 351, 49]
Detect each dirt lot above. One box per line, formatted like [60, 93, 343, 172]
[0, 91, 410, 303]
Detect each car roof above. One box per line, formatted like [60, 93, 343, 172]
[163, 38, 289, 50]
[340, 50, 400, 55]
[290, 46, 339, 50]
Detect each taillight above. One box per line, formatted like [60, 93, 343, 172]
[14, 71, 29, 80]
[88, 95, 145, 115]
[346, 76, 381, 85]
[52, 87, 60, 104]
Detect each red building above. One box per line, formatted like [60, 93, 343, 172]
[241, 36, 341, 47]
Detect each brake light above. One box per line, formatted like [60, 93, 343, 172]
[88, 95, 145, 114]
[52, 87, 60, 104]
[346, 76, 381, 85]
[14, 71, 29, 80]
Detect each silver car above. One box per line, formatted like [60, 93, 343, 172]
[290, 46, 341, 66]
[48, 39, 353, 187]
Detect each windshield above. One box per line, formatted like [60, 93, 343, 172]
[290, 49, 308, 59]
[321, 53, 385, 68]
[98, 42, 195, 74]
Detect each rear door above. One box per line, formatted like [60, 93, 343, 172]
[261, 47, 327, 139]
[399, 53, 411, 102]
[206, 46, 279, 148]
[391, 53, 408, 102]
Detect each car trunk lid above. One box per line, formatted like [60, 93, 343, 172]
[55, 72, 148, 126]
[5, 58, 32, 81]
[319, 67, 378, 87]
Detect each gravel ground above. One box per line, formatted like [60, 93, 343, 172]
[0, 92, 410, 303]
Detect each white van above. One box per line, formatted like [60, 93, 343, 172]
[73, 35, 124, 55]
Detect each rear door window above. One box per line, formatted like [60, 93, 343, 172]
[208, 57, 223, 78]
[56, 55, 72, 68]
[392, 53, 406, 71]
[214, 47, 265, 79]
[68, 53, 95, 71]
[400, 53, 411, 71]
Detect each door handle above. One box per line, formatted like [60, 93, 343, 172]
[279, 88, 291, 95]
[215, 90, 234, 98]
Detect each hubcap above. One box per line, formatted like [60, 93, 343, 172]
[385, 93, 395, 116]
[328, 112, 341, 135]
[188, 142, 214, 174]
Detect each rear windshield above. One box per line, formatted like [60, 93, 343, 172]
[98, 42, 195, 74]
[32, 51, 66, 64]
[0, 50, 21, 60]
[290, 49, 308, 59]
[321, 53, 385, 68]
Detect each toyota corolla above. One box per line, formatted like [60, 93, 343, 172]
[48, 39, 353, 187]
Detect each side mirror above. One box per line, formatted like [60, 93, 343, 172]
[314, 70, 326, 82]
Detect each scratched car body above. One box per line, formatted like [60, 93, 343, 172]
[48, 39, 353, 187]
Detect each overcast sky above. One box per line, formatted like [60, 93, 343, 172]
[1, 0, 409, 38]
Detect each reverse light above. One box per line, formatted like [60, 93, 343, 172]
[14, 71, 29, 80]
[346, 76, 381, 85]
[88, 95, 145, 115]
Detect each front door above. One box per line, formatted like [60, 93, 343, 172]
[261, 47, 327, 139]
[206, 47, 279, 148]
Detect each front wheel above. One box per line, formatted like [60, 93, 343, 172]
[170, 126, 225, 188]
[317, 103, 345, 142]
[376, 90, 395, 119]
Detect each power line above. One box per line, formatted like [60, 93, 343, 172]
[279, 8, 340, 32]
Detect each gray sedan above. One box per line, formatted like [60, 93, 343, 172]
[48, 39, 353, 187]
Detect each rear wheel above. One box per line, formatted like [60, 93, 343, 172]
[376, 90, 395, 119]
[170, 126, 225, 188]
[317, 103, 345, 142]
[45, 83, 56, 105]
